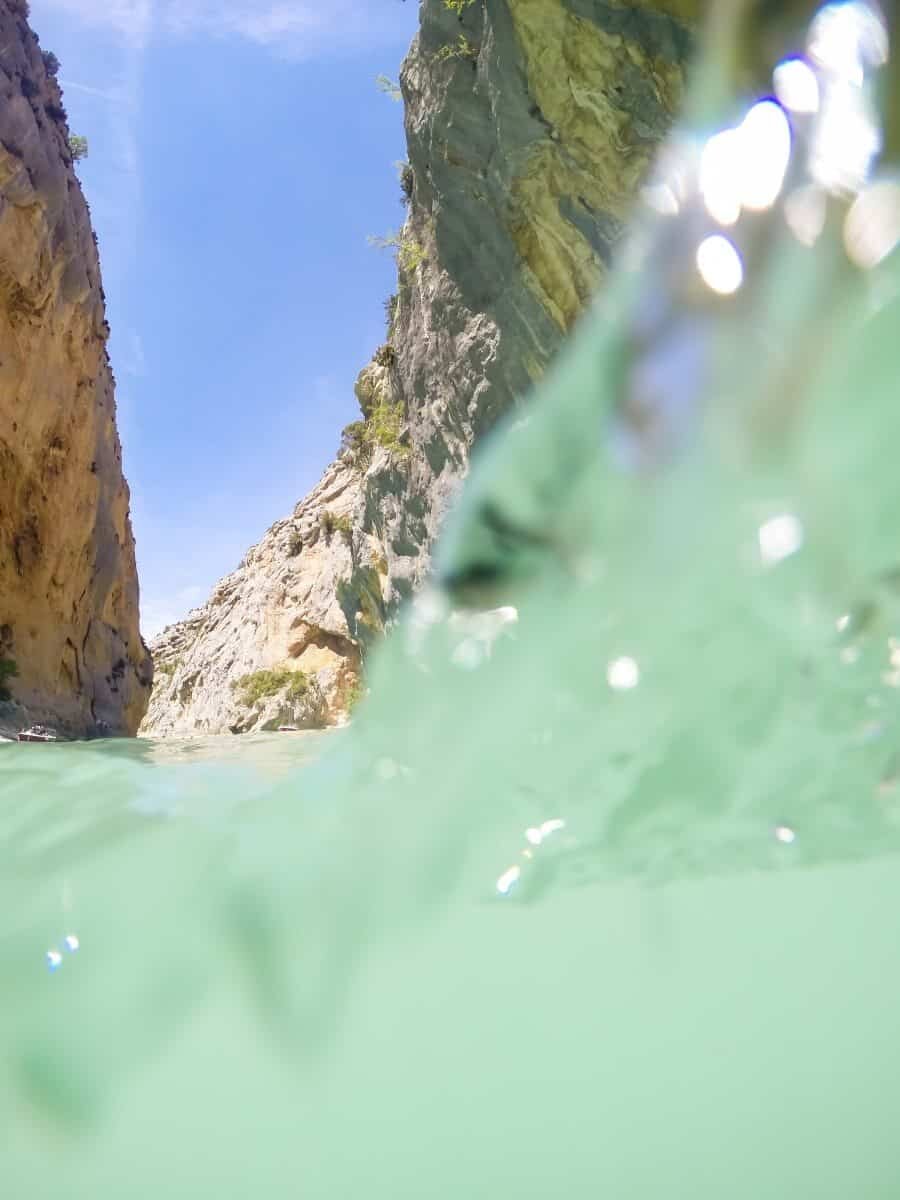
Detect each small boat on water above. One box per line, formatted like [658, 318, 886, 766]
[17, 726, 59, 743]
[277, 725, 300, 733]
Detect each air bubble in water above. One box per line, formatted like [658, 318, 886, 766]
[758, 514, 804, 565]
[496, 866, 521, 896]
[607, 657, 640, 691]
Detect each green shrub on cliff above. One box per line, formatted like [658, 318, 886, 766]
[232, 668, 308, 707]
[322, 510, 352, 540]
[433, 34, 478, 64]
[0, 657, 18, 702]
[68, 135, 88, 162]
[398, 238, 427, 275]
[367, 231, 427, 276]
[369, 397, 407, 454]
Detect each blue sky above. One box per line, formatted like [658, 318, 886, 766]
[28, 0, 419, 638]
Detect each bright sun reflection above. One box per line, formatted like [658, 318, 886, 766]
[524, 818, 566, 846]
[805, 2, 886, 194]
[607, 656, 640, 691]
[810, 85, 882, 194]
[808, 1, 888, 85]
[699, 101, 792, 227]
[696, 235, 744, 295]
[774, 57, 820, 114]
[784, 184, 827, 247]
[739, 101, 793, 211]
[699, 130, 742, 225]
[496, 866, 521, 896]
[844, 180, 900, 268]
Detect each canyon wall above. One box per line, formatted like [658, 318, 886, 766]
[0, 0, 151, 737]
[143, 0, 695, 737]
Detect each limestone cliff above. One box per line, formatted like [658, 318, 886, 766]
[142, 0, 694, 737]
[0, 0, 151, 737]
[144, 460, 373, 736]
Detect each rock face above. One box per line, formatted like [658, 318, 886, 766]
[143, 0, 694, 737]
[143, 459, 375, 736]
[0, 0, 151, 738]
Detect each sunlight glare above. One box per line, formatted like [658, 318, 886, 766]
[774, 57, 820, 113]
[696, 235, 744, 295]
[844, 180, 900, 268]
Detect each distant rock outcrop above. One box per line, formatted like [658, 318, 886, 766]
[0, 0, 151, 737]
[143, 459, 373, 736]
[143, 0, 694, 737]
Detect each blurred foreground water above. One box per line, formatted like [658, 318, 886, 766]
[6, 2, 900, 1195]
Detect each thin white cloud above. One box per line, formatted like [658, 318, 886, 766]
[121, 329, 147, 377]
[35, 0, 412, 56]
[58, 78, 131, 103]
[39, 0, 154, 47]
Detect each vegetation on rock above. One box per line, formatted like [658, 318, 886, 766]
[0, 657, 17, 702]
[375, 74, 402, 102]
[232, 667, 308, 707]
[345, 676, 367, 712]
[368, 230, 427, 276]
[397, 237, 427, 275]
[374, 342, 396, 368]
[397, 160, 414, 203]
[321, 510, 352, 539]
[433, 34, 478, 64]
[68, 135, 89, 162]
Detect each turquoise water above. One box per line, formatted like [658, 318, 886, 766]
[6, 4, 900, 1194]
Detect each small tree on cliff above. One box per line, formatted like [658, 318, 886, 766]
[68, 135, 88, 162]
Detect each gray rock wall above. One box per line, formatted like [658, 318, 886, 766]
[143, 0, 695, 736]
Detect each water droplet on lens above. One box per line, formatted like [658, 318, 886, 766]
[758, 514, 804, 565]
[451, 637, 484, 670]
[641, 182, 680, 216]
[784, 184, 827, 247]
[699, 129, 743, 226]
[844, 179, 900, 269]
[696, 235, 744, 295]
[738, 100, 792, 212]
[375, 758, 399, 782]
